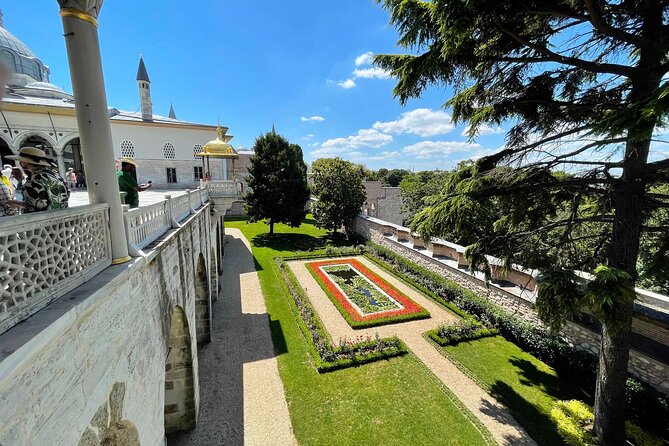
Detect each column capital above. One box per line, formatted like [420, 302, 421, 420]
[57, 0, 103, 26]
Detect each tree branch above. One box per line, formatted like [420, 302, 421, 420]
[497, 24, 635, 77]
[583, 0, 658, 49]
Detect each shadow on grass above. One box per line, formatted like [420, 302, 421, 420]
[488, 380, 565, 446]
[252, 233, 327, 252]
[269, 318, 289, 356]
[510, 356, 590, 402]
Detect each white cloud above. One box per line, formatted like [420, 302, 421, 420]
[353, 67, 391, 79]
[367, 151, 401, 161]
[321, 128, 393, 152]
[402, 140, 482, 159]
[338, 79, 356, 89]
[373, 109, 455, 137]
[355, 51, 374, 66]
[462, 124, 505, 137]
[301, 115, 325, 122]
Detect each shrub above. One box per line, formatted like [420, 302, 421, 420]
[430, 320, 498, 345]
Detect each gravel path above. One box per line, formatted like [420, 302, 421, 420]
[289, 256, 536, 446]
[170, 229, 296, 446]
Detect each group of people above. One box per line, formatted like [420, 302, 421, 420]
[65, 167, 86, 190]
[0, 146, 70, 217]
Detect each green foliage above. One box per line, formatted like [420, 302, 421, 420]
[550, 400, 595, 446]
[584, 266, 636, 334]
[311, 157, 366, 235]
[399, 169, 449, 227]
[244, 131, 310, 234]
[536, 270, 586, 332]
[383, 168, 410, 187]
[429, 320, 498, 346]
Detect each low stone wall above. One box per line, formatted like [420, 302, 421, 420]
[0, 204, 222, 445]
[353, 214, 669, 394]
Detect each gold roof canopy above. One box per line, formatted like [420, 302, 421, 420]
[197, 126, 239, 159]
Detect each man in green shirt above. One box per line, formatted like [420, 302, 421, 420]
[117, 159, 151, 208]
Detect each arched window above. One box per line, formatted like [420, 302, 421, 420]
[193, 144, 203, 160]
[120, 140, 135, 158]
[0, 50, 16, 72]
[163, 142, 176, 159]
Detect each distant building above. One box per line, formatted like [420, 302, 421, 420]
[361, 181, 406, 226]
[0, 11, 249, 188]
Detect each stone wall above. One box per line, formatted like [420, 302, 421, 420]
[0, 204, 222, 445]
[361, 181, 406, 226]
[353, 214, 669, 394]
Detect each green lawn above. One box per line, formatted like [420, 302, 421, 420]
[225, 218, 493, 446]
[441, 335, 591, 446]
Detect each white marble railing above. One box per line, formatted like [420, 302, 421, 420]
[207, 180, 239, 197]
[0, 204, 112, 334]
[124, 200, 172, 253]
[124, 188, 210, 255]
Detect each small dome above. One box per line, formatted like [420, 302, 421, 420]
[200, 126, 239, 159]
[25, 82, 64, 92]
[0, 23, 49, 84]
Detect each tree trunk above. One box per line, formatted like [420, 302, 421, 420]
[269, 220, 274, 235]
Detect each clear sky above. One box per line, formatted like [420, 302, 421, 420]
[13, 1, 661, 172]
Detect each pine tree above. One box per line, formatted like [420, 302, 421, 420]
[244, 131, 310, 235]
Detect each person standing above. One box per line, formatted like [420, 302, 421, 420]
[66, 167, 77, 190]
[117, 158, 150, 208]
[0, 181, 16, 217]
[10, 167, 26, 201]
[7, 147, 69, 213]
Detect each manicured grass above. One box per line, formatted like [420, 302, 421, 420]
[226, 218, 494, 446]
[439, 335, 591, 446]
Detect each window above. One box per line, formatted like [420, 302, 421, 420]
[163, 142, 176, 159]
[193, 144, 203, 160]
[0, 50, 15, 72]
[166, 168, 177, 183]
[194, 166, 203, 180]
[120, 140, 135, 158]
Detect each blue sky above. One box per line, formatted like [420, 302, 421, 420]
[0, 1, 584, 171]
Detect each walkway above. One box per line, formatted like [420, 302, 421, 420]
[170, 229, 296, 446]
[289, 256, 536, 446]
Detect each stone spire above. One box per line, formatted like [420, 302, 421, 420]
[136, 55, 153, 121]
[168, 102, 177, 119]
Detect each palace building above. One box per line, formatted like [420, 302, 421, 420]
[0, 9, 250, 188]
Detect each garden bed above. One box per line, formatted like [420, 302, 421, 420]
[306, 258, 430, 328]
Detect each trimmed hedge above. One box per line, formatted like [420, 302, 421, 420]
[428, 320, 498, 346]
[365, 241, 669, 439]
[275, 256, 407, 372]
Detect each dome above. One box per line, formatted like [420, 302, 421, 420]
[199, 126, 239, 159]
[0, 23, 50, 84]
[25, 82, 64, 92]
[0, 27, 36, 58]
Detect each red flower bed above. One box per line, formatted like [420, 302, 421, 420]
[306, 258, 429, 327]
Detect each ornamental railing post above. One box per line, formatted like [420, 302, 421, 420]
[165, 194, 179, 229]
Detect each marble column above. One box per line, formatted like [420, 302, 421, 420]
[57, 1, 131, 264]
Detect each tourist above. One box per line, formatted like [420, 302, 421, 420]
[7, 147, 69, 213]
[117, 158, 151, 208]
[0, 181, 16, 217]
[66, 167, 77, 189]
[1, 164, 12, 194]
[76, 170, 86, 189]
[10, 167, 25, 201]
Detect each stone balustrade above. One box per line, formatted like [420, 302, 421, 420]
[0, 204, 112, 334]
[124, 187, 210, 255]
[207, 180, 239, 197]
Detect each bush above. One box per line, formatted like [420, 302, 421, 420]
[550, 400, 664, 446]
[430, 320, 498, 345]
[366, 241, 669, 439]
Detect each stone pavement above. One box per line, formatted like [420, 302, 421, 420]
[169, 229, 296, 446]
[289, 256, 537, 446]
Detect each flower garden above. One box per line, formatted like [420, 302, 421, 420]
[306, 258, 430, 328]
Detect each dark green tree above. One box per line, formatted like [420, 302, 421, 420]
[384, 168, 411, 187]
[376, 1, 669, 443]
[311, 157, 367, 236]
[400, 169, 449, 226]
[244, 131, 310, 235]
